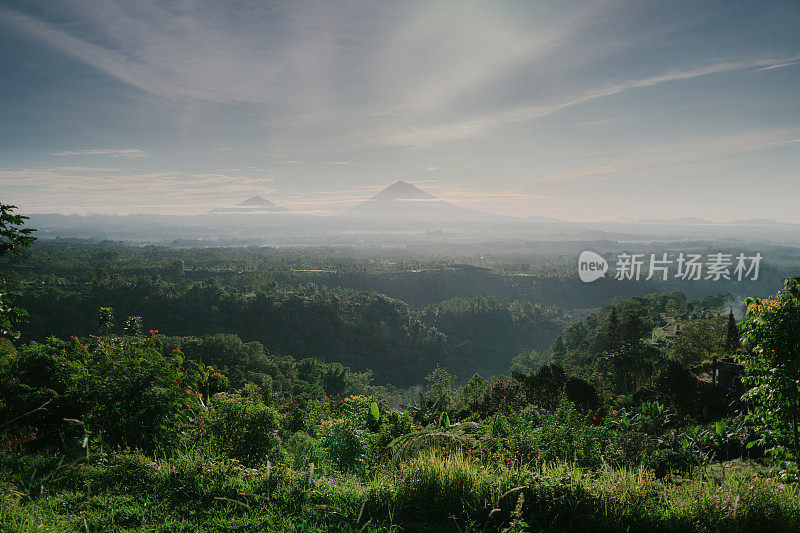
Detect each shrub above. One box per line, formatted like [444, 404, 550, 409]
[478, 376, 526, 416]
[318, 418, 368, 474]
[199, 393, 284, 465]
[285, 431, 325, 470]
[0, 336, 191, 452]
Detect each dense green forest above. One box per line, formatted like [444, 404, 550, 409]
[3, 239, 790, 384]
[4, 208, 800, 531]
[6, 259, 565, 385]
[3, 239, 790, 310]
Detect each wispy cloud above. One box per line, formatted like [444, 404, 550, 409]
[50, 148, 147, 158]
[533, 129, 800, 184]
[382, 55, 800, 148]
[757, 61, 799, 71]
[0, 166, 275, 214]
[0, 1, 604, 146]
[2, 1, 799, 221]
[436, 186, 550, 204]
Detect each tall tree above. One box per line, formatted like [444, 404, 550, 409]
[0, 203, 36, 339]
[724, 311, 740, 352]
[605, 308, 621, 353]
[0, 203, 36, 256]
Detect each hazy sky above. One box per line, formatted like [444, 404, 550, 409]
[1, 0, 799, 220]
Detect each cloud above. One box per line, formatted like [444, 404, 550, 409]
[2, 1, 798, 221]
[757, 61, 799, 71]
[50, 149, 147, 158]
[0, 166, 276, 214]
[381, 55, 800, 148]
[532, 129, 800, 184]
[436, 187, 550, 203]
[0, 1, 603, 148]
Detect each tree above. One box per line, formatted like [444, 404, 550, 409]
[724, 311, 740, 353]
[600, 344, 657, 395]
[477, 376, 525, 416]
[509, 349, 545, 374]
[739, 278, 800, 459]
[551, 336, 566, 364]
[656, 359, 694, 412]
[98, 307, 115, 336]
[739, 279, 800, 459]
[456, 373, 487, 415]
[564, 376, 600, 411]
[669, 316, 726, 366]
[621, 312, 646, 346]
[0, 203, 36, 339]
[425, 366, 455, 412]
[0, 203, 36, 256]
[605, 308, 621, 353]
[514, 364, 566, 410]
[124, 316, 143, 337]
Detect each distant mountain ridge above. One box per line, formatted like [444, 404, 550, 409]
[636, 216, 712, 225]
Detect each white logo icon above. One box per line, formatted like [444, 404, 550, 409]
[579, 251, 608, 283]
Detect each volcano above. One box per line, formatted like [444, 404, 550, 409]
[349, 181, 497, 221]
[211, 196, 288, 213]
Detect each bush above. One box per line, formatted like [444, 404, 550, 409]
[318, 418, 368, 474]
[513, 403, 610, 468]
[285, 431, 325, 470]
[199, 393, 284, 465]
[478, 376, 525, 416]
[0, 336, 192, 452]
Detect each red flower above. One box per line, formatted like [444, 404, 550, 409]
[612, 410, 618, 415]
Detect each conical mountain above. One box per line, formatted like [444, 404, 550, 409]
[239, 195, 279, 207]
[349, 180, 498, 221]
[211, 195, 288, 213]
[368, 180, 436, 202]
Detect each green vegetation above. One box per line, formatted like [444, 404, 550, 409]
[0, 204, 35, 339]
[3, 219, 800, 531]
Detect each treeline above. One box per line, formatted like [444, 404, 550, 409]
[3, 240, 788, 310]
[10, 273, 564, 385]
[534, 291, 741, 416]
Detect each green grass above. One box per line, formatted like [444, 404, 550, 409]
[3, 450, 800, 532]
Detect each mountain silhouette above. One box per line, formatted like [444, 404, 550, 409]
[349, 180, 500, 221]
[211, 196, 288, 213]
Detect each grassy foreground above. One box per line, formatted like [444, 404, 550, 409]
[2, 450, 798, 532]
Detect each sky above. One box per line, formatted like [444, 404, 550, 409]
[1, 0, 799, 220]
